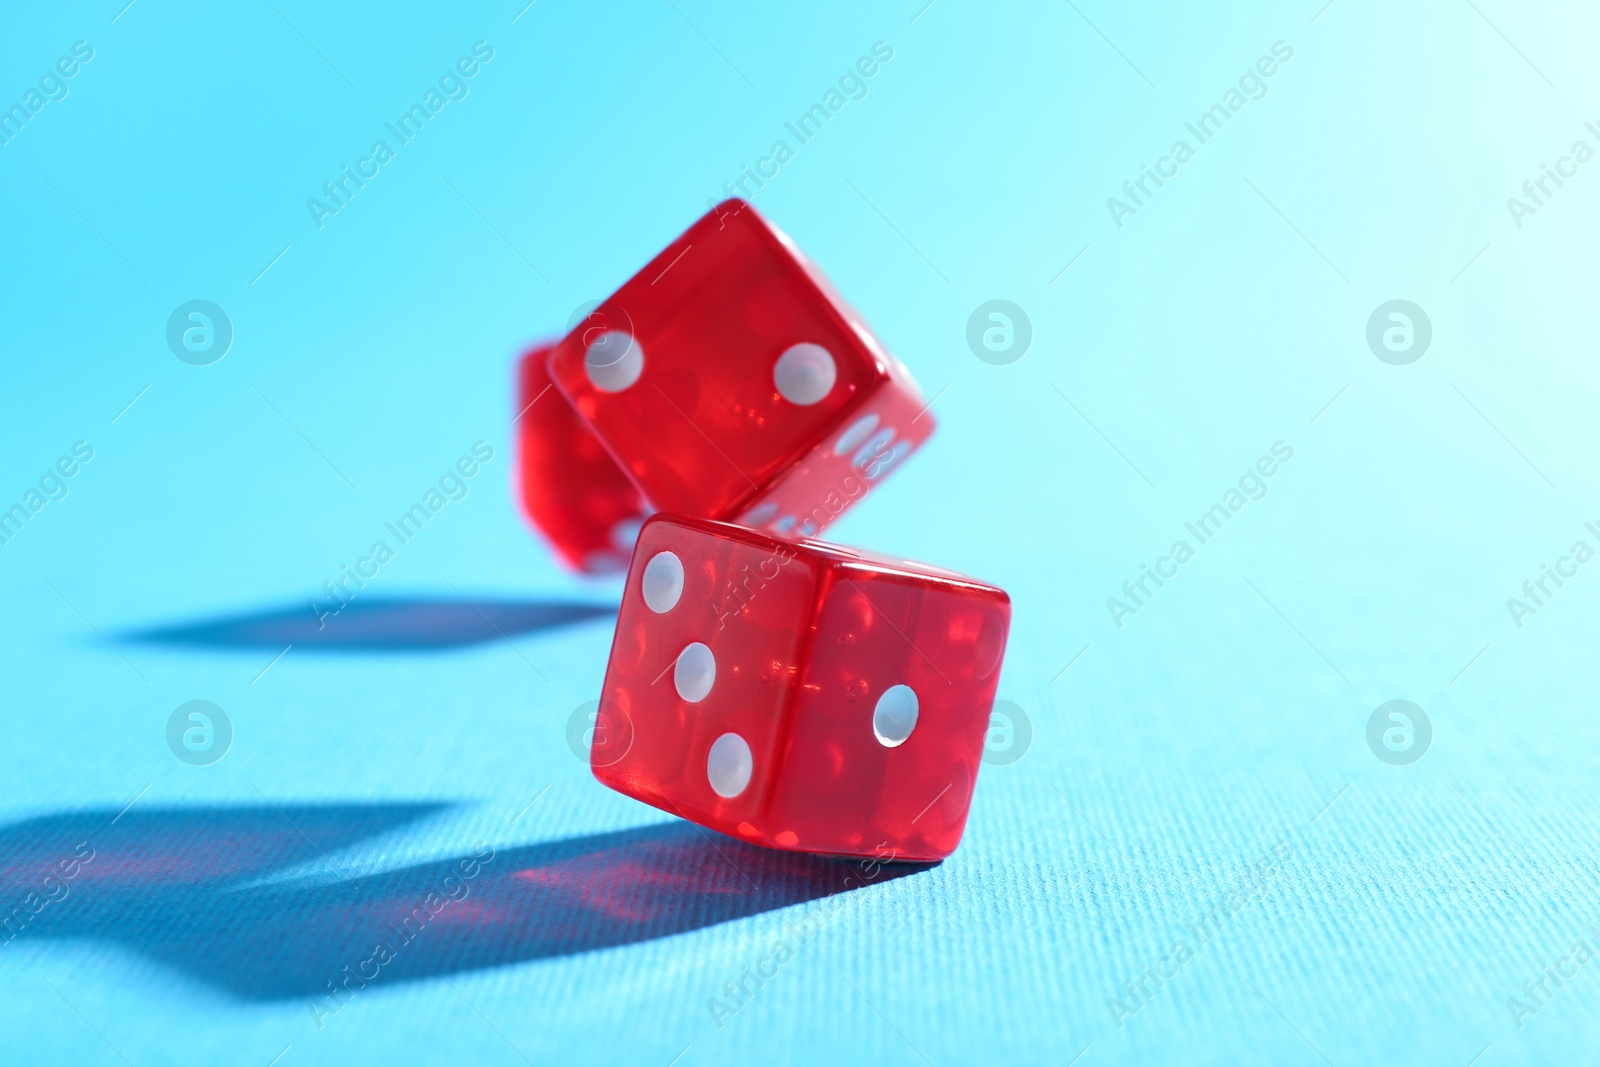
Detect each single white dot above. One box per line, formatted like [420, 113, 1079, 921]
[834, 413, 880, 456]
[741, 502, 779, 526]
[641, 551, 684, 613]
[773, 343, 837, 405]
[707, 732, 753, 798]
[584, 330, 643, 392]
[675, 642, 716, 703]
[872, 684, 919, 747]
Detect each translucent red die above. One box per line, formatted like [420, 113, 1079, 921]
[590, 514, 1011, 862]
[546, 199, 934, 541]
[515, 342, 650, 575]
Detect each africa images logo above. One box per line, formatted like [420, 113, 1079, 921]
[1106, 442, 1295, 628]
[0, 40, 94, 148]
[1365, 300, 1431, 366]
[1365, 700, 1431, 766]
[1105, 41, 1294, 229]
[166, 701, 233, 766]
[306, 42, 495, 230]
[966, 301, 1032, 366]
[165, 300, 233, 366]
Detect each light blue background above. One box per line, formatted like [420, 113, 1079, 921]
[3, 0, 1598, 1064]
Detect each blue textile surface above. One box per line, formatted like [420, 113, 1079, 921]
[2, 1, 1597, 1064]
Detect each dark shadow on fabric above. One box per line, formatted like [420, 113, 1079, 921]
[124, 597, 616, 651]
[0, 805, 933, 1000]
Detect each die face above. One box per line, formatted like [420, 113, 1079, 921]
[765, 559, 1010, 861]
[590, 516, 1011, 863]
[514, 343, 650, 574]
[547, 200, 929, 523]
[735, 374, 933, 540]
[591, 516, 818, 830]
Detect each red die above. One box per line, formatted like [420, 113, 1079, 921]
[515, 342, 651, 574]
[547, 199, 934, 541]
[591, 514, 1010, 862]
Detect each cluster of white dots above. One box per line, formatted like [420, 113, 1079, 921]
[581, 330, 913, 537]
[583, 330, 645, 392]
[585, 332, 838, 407]
[743, 413, 914, 536]
[637, 547, 919, 800]
[643, 550, 751, 798]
